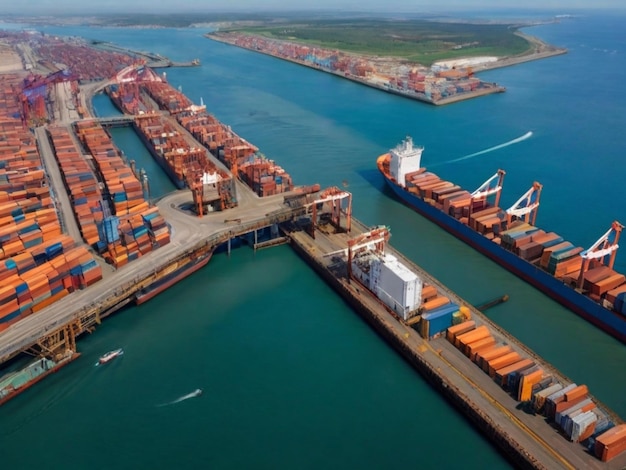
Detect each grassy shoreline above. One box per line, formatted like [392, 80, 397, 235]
[217, 18, 551, 67]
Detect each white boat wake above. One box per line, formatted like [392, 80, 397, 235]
[157, 388, 203, 407]
[433, 131, 533, 166]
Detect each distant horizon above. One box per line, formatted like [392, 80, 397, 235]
[0, 3, 624, 16]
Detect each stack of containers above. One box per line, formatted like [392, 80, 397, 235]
[141, 207, 170, 247]
[606, 284, 626, 315]
[540, 241, 583, 278]
[419, 301, 459, 339]
[238, 155, 294, 197]
[420, 282, 450, 313]
[32, 35, 138, 82]
[442, 315, 618, 454]
[582, 266, 626, 300]
[107, 82, 152, 115]
[134, 114, 201, 185]
[0, 92, 103, 328]
[142, 81, 194, 115]
[47, 126, 103, 246]
[73, 121, 171, 268]
[468, 206, 505, 236]
[500, 223, 541, 254]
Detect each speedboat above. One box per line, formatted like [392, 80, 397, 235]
[98, 348, 123, 364]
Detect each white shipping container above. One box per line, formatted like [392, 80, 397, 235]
[571, 411, 597, 442]
[370, 254, 422, 320]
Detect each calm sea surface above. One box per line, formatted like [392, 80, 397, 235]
[1, 10, 626, 469]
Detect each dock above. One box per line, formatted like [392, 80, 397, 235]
[283, 218, 626, 470]
[89, 40, 200, 69]
[1, 32, 625, 467]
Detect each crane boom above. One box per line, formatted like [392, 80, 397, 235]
[506, 182, 542, 225]
[471, 169, 505, 200]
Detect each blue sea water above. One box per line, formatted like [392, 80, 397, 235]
[1, 10, 626, 469]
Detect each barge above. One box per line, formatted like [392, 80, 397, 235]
[0, 351, 79, 406]
[135, 250, 213, 305]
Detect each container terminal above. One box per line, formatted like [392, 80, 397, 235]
[206, 31, 507, 106]
[1, 30, 626, 468]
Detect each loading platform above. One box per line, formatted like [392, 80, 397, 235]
[283, 217, 626, 470]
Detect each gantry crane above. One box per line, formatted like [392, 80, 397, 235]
[577, 221, 623, 289]
[303, 186, 352, 237]
[346, 226, 390, 283]
[506, 181, 542, 226]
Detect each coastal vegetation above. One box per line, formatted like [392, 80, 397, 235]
[221, 19, 533, 65]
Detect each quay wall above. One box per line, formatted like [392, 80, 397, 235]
[206, 34, 505, 106]
[0, 209, 300, 365]
[287, 232, 544, 469]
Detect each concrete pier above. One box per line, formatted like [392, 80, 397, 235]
[284, 218, 626, 470]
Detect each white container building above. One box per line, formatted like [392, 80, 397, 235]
[352, 252, 422, 320]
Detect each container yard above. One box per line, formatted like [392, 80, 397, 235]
[106, 68, 294, 201]
[377, 137, 626, 344]
[206, 32, 506, 106]
[0, 74, 105, 334]
[1, 28, 626, 469]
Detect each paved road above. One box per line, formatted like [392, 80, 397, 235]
[0, 186, 299, 363]
[35, 126, 83, 243]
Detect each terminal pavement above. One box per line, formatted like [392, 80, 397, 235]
[0, 183, 300, 364]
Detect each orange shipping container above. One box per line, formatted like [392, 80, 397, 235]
[493, 358, 534, 387]
[446, 320, 475, 343]
[517, 369, 544, 402]
[455, 325, 490, 350]
[467, 336, 497, 360]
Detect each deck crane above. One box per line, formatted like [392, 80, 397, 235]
[505, 182, 542, 226]
[347, 226, 391, 283]
[469, 169, 505, 217]
[577, 221, 623, 289]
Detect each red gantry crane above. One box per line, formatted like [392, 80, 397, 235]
[346, 226, 390, 283]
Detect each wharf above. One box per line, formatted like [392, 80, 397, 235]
[0, 185, 304, 365]
[206, 34, 505, 106]
[284, 219, 626, 470]
[89, 41, 199, 69]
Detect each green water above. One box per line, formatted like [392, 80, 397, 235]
[2, 12, 626, 469]
[1, 248, 509, 469]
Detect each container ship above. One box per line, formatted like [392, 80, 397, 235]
[377, 137, 626, 343]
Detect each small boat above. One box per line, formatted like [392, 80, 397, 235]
[98, 348, 124, 365]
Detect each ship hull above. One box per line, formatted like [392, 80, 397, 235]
[135, 251, 212, 305]
[379, 167, 626, 344]
[0, 353, 80, 407]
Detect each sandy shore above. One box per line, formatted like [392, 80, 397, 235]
[471, 31, 567, 72]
